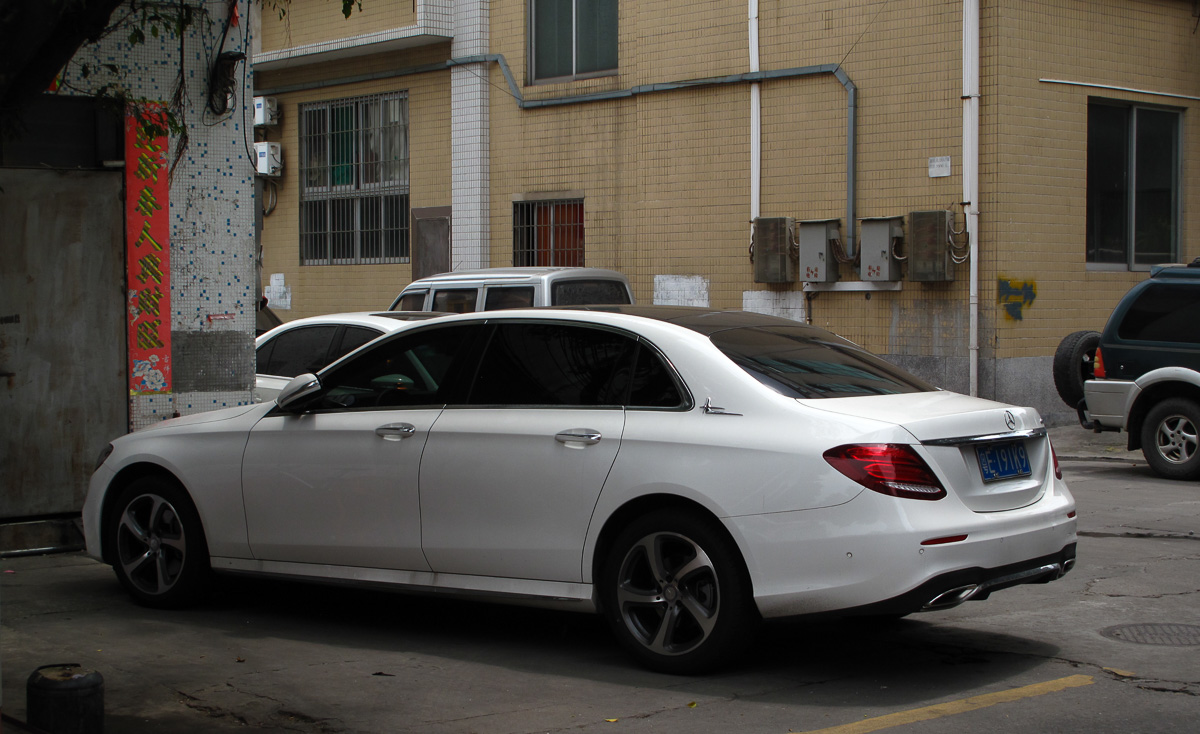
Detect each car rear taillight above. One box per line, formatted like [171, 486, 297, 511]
[1050, 438, 1063, 480]
[823, 444, 947, 500]
[1093, 347, 1105, 379]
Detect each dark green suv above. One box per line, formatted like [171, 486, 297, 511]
[1055, 258, 1200, 480]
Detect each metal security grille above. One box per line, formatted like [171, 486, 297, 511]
[513, 199, 584, 267]
[299, 93, 410, 265]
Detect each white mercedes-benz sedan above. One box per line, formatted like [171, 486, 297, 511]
[84, 306, 1076, 673]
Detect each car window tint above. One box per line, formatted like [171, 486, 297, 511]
[469, 323, 633, 406]
[551, 280, 631, 306]
[395, 291, 426, 311]
[314, 325, 476, 410]
[1117, 283, 1200, 344]
[484, 286, 535, 310]
[710, 326, 936, 399]
[432, 289, 478, 313]
[335, 326, 383, 359]
[619, 343, 685, 408]
[260, 325, 338, 378]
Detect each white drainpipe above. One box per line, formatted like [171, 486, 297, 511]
[964, 0, 980, 396]
[749, 0, 761, 227]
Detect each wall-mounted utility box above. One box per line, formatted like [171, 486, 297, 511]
[752, 217, 796, 283]
[254, 142, 282, 177]
[908, 210, 954, 282]
[253, 97, 279, 126]
[798, 219, 841, 283]
[860, 216, 904, 282]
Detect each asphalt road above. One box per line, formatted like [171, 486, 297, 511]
[2, 454, 1196, 733]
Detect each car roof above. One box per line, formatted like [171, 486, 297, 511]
[255, 311, 454, 345]
[402, 267, 629, 288]
[419, 304, 839, 340]
[1149, 257, 1200, 281]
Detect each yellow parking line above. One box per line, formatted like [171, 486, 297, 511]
[801, 674, 1095, 733]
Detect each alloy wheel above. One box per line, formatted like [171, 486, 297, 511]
[615, 531, 720, 656]
[115, 493, 188, 596]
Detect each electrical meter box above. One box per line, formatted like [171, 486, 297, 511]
[254, 142, 282, 177]
[859, 217, 904, 282]
[798, 219, 841, 283]
[752, 217, 796, 283]
[908, 210, 955, 282]
[253, 97, 279, 126]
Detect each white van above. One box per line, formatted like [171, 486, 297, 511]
[388, 267, 634, 313]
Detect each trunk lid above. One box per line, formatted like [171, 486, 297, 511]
[803, 392, 1052, 512]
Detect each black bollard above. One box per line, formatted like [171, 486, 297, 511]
[26, 664, 104, 734]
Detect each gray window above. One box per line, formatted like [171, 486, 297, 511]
[1087, 101, 1181, 269]
[299, 93, 410, 266]
[530, 0, 617, 82]
[514, 199, 584, 266]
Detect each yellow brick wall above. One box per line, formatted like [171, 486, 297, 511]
[256, 44, 452, 318]
[259, 0, 416, 53]
[256, 0, 1200, 375]
[981, 0, 1200, 360]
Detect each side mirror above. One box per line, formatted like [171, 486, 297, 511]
[276, 373, 321, 411]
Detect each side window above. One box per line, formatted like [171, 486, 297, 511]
[622, 343, 685, 408]
[395, 291, 426, 311]
[1117, 284, 1200, 344]
[468, 323, 633, 406]
[334, 326, 383, 360]
[432, 288, 478, 313]
[552, 279, 631, 306]
[484, 287, 535, 310]
[313, 325, 478, 410]
[259, 325, 339, 377]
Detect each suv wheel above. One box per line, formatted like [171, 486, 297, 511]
[1140, 398, 1200, 481]
[1052, 331, 1100, 408]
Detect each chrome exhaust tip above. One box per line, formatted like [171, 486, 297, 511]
[922, 584, 981, 611]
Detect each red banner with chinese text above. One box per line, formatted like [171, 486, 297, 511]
[125, 111, 172, 395]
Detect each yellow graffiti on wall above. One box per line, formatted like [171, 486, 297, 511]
[997, 277, 1037, 320]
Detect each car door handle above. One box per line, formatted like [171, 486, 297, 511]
[555, 429, 602, 445]
[375, 423, 416, 441]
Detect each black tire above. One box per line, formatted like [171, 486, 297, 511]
[108, 476, 211, 608]
[600, 509, 759, 674]
[1052, 330, 1101, 408]
[1140, 398, 1200, 481]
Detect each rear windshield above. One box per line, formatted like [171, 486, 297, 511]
[710, 326, 936, 399]
[552, 279, 632, 306]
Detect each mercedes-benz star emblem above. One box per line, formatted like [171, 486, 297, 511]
[1004, 411, 1017, 431]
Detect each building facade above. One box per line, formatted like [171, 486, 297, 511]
[253, 0, 1200, 424]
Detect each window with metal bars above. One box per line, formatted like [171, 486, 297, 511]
[299, 93, 410, 265]
[513, 199, 585, 267]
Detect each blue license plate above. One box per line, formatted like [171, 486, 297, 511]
[976, 441, 1032, 482]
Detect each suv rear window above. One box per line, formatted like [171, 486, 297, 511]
[710, 326, 935, 399]
[1116, 283, 1200, 344]
[551, 280, 632, 306]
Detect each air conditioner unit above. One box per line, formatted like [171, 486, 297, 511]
[254, 142, 282, 177]
[253, 96, 279, 126]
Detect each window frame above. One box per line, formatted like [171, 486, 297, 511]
[528, 0, 619, 84]
[299, 92, 411, 267]
[1086, 98, 1182, 272]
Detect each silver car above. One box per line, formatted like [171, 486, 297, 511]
[86, 307, 1076, 673]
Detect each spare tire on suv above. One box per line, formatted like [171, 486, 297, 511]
[1053, 330, 1100, 408]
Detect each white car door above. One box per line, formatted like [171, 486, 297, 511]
[241, 323, 478, 571]
[418, 321, 638, 583]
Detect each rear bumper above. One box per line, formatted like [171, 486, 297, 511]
[1081, 379, 1136, 431]
[818, 543, 1077, 619]
[730, 472, 1077, 619]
